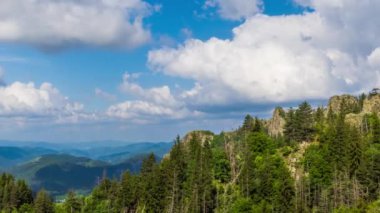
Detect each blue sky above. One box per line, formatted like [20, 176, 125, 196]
[0, 0, 378, 142]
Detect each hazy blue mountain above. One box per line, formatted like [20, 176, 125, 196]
[92, 142, 173, 163]
[0, 141, 173, 196]
[0, 146, 57, 169]
[0, 141, 172, 164]
[9, 154, 148, 196]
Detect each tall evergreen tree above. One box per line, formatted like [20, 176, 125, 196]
[371, 113, 380, 144]
[64, 191, 81, 213]
[253, 117, 263, 133]
[284, 108, 297, 142]
[34, 189, 54, 213]
[329, 112, 349, 170]
[348, 126, 363, 177]
[241, 115, 255, 132]
[166, 136, 187, 213]
[118, 171, 138, 212]
[295, 101, 315, 142]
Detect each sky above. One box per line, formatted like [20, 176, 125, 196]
[0, 0, 379, 143]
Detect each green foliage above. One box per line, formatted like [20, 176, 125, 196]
[34, 189, 54, 213]
[371, 113, 380, 144]
[64, 191, 81, 213]
[367, 198, 380, 213]
[230, 197, 253, 213]
[303, 144, 332, 187]
[0, 173, 33, 212]
[285, 102, 315, 142]
[212, 148, 231, 183]
[242, 114, 255, 132]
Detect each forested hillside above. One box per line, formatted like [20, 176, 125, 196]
[3, 93, 380, 212]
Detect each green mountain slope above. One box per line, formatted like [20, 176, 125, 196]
[0, 147, 57, 169]
[9, 154, 149, 196]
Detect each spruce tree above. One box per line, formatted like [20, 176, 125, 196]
[284, 108, 297, 142]
[118, 171, 138, 212]
[253, 117, 263, 132]
[295, 101, 315, 142]
[34, 189, 54, 213]
[329, 112, 349, 170]
[166, 136, 187, 212]
[242, 114, 255, 132]
[64, 191, 81, 213]
[16, 180, 33, 208]
[200, 139, 215, 212]
[348, 126, 363, 178]
[371, 113, 380, 144]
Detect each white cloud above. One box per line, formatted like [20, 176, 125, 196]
[0, 0, 154, 49]
[204, 0, 262, 20]
[148, 0, 380, 108]
[0, 79, 92, 124]
[107, 73, 201, 123]
[120, 73, 179, 107]
[0, 81, 80, 115]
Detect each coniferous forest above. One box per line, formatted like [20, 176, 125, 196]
[3, 93, 380, 212]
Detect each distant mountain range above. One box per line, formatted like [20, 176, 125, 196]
[0, 146, 57, 168]
[0, 141, 173, 196]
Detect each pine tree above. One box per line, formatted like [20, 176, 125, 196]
[242, 115, 255, 132]
[295, 101, 315, 142]
[315, 106, 325, 134]
[166, 136, 187, 213]
[348, 126, 363, 178]
[34, 189, 54, 213]
[64, 191, 81, 213]
[200, 139, 215, 213]
[186, 133, 202, 212]
[253, 117, 263, 132]
[371, 113, 380, 144]
[284, 108, 297, 142]
[327, 106, 335, 125]
[118, 171, 138, 212]
[16, 180, 33, 208]
[141, 153, 156, 175]
[329, 112, 349, 170]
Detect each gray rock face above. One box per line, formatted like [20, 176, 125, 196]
[328, 94, 358, 113]
[267, 107, 286, 137]
[363, 94, 380, 114]
[182, 130, 214, 146]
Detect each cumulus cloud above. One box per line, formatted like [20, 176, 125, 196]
[0, 78, 92, 124]
[204, 0, 262, 20]
[0, 0, 154, 49]
[148, 0, 380, 109]
[107, 73, 200, 122]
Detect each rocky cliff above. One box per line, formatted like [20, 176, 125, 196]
[182, 130, 215, 146]
[328, 94, 380, 127]
[328, 94, 358, 114]
[267, 107, 286, 137]
[363, 94, 380, 113]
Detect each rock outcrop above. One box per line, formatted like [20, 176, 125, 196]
[267, 107, 286, 137]
[182, 130, 214, 146]
[328, 94, 358, 113]
[328, 94, 380, 127]
[363, 94, 380, 113]
[345, 113, 364, 127]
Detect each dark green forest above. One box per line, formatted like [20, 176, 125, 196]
[2, 93, 380, 212]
